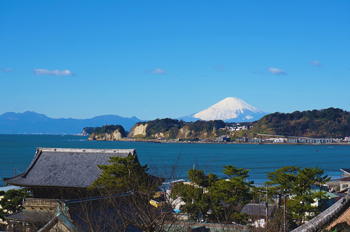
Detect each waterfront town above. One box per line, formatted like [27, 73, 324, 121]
[2, 1, 349, 231]
[1, 147, 350, 231]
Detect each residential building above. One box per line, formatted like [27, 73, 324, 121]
[216, 135, 231, 142]
[248, 138, 262, 143]
[240, 203, 275, 228]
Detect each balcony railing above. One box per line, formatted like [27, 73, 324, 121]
[23, 198, 58, 208]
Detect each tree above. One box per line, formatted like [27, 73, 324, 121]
[208, 165, 253, 224]
[266, 166, 298, 208]
[266, 166, 330, 226]
[171, 182, 210, 220]
[0, 189, 32, 221]
[171, 165, 253, 225]
[87, 154, 178, 232]
[188, 168, 207, 187]
[89, 154, 150, 192]
[290, 166, 330, 224]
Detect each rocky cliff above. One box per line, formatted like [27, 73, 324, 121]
[128, 123, 148, 138]
[127, 118, 230, 140]
[88, 125, 127, 141]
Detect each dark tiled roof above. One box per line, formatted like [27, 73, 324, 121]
[241, 203, 275, 217]
[5, 210, 55, 222]
[3, 148, 136, 188]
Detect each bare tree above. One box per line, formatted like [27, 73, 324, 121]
[72, 154, 189, 232]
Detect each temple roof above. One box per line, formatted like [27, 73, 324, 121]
[3, 148, 136, 188]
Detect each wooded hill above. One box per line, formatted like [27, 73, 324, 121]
[128, 118, 228, 140]
[88, 125, 127, 140]
[249, 108, 350, 138]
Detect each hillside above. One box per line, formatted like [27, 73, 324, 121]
[249, 108, 350, 138]
[127, 118, 228, 140]
[81, 127, 96, 135]
[88, 125, 127, 141]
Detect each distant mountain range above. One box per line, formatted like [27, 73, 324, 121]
[179, 97, 267, 122]
[0, 97, 268, 134]
[0, 111, 141, 134]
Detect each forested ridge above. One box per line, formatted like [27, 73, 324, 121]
[89, 108, 350, 140]
[131, 118, 226, 140]
[250, 108, 350, 138]
[90, 125, 127, 137]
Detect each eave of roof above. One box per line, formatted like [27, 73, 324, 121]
[5, 210, 55, 222]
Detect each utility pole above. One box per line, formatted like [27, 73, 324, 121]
[266, 186, 268, 227]
[284, 189, 286, 232]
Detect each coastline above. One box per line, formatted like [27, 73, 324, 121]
[89, 137, 350, 145]
[1, 134, 348, 188]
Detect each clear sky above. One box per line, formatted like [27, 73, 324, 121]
[1, 1, 349, 120]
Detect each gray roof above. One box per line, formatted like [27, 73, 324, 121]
[240, 203, 275, 217]
[5, 210, 55, 222]
[3, 148, 136, 188]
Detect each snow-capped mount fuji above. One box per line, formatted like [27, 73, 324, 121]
[179, 97, 267, 122]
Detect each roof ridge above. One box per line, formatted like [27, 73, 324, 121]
[37, 147, 136, 154]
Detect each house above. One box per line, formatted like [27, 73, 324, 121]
[291, 191, 350, 232]
[274, 138, 285, 143]
[339, 177, 350, 192]
[216, 135, 231, 142]
[310, 190, 339, 211]
[339, 169, 350, 192]
[2, 147, 143, 232]
[288, 138, 298, 143]
[236, 137, 247, 143]
[248, 138, 262, 143]
[240, 203, 275, 228]
[340, 169, 350, 178]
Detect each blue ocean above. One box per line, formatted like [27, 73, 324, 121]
[0, 134, 348, 187]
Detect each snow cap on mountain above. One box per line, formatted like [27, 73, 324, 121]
[180, 97, 267, 122]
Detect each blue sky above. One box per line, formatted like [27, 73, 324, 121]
[1, 1, 349, 120]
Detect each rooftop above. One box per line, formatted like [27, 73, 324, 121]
[240, 203, 275, 217]
[3, 148, 137, 188]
